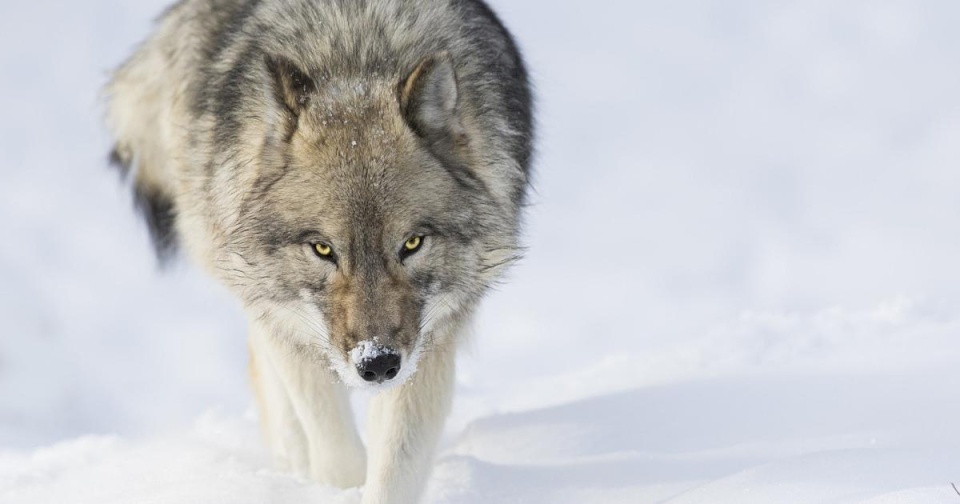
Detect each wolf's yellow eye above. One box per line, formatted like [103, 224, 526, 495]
[404, 236, 423, 253]
[313, 243, 333, 257]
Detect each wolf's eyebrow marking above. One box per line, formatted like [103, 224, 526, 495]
[413, 220, 439, 235]
[257, 225, 329, 251]
[295, 229, 335, 244]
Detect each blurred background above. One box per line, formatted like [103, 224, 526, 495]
[2, 0, 960, 453]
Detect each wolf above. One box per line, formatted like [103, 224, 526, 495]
[103, 0, 532, 502]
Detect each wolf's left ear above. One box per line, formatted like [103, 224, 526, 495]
[400, 53, 465, 142]
[265, 55, 315, 116]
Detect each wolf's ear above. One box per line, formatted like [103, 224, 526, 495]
[400, 53, 465, 142]
[265, 55, 315, 116]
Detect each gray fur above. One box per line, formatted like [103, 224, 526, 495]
[103, 0, 532, 499]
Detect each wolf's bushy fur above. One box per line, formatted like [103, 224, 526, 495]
[104, 0, 532, 502]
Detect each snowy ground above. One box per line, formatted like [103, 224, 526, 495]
[3, 0, 960, 502]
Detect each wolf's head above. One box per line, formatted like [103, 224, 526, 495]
[210, 53, 523, 389]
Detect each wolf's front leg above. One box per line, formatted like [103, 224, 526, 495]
[248, 333, 309, 475]
[362, 344, 455, 504]
[250, 321, 367, 488]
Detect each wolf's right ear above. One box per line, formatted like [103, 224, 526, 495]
[265, 55, 315, 116]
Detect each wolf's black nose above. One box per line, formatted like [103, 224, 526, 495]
[357, 352, 401, 382]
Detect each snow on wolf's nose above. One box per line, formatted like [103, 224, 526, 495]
[351, 342, 401, 383]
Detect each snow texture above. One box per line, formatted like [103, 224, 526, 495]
[349, 342, 390, 365]
[3, 0, 960, 503]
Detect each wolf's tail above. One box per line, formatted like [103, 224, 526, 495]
[102, 40, 180, 263]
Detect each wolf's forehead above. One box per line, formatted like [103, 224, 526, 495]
[332, 171, 430, 228]
[308, 78, 399, 135]
[273, 159, 424, 232]
[300, 105, 413, 178]
[275, 87, 443, 229]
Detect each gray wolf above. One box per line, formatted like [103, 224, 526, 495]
[102, 0, 532, 502]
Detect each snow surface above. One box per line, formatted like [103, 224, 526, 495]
[3, 0, 960, 502]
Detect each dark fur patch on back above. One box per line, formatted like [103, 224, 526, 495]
[453, 0, 535, 206]
[108, 148, 131, 178]
[133, 184, 178, 265]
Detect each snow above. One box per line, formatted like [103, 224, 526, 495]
[0, 412, 358, 504]
[3, 0, 960, 503]
[349, 341, 389, 365]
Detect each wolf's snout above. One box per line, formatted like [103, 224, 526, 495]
[356, 351, 401, 383]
